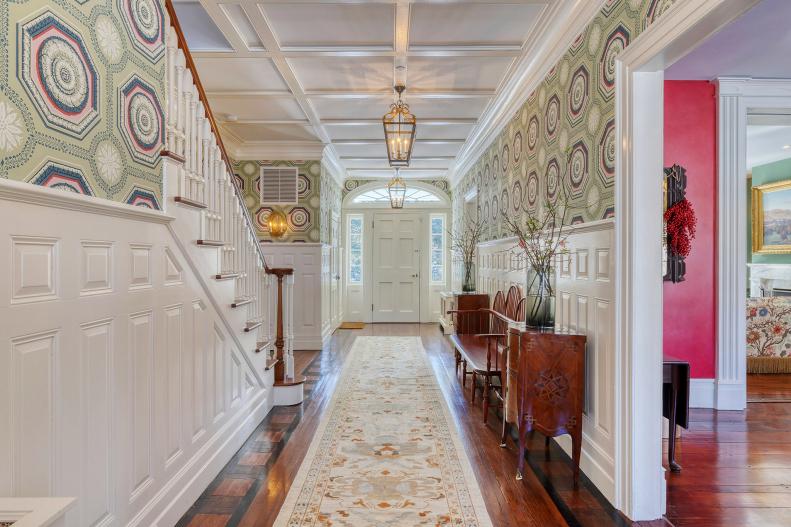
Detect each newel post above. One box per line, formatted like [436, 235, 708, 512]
[268, 267, 293, 383]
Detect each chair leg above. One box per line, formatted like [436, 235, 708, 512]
[462, 361, 467, 387]
[483, 375, 490, 423]
[455, 350, 460, 375]
[471, 372, 477, 404]
[500, 412, 508, 448]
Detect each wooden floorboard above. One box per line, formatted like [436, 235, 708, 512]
[179, 323, 647, 527]
[664, 374, 791, 527]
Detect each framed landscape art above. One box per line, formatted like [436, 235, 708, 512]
[753, 179, 791, 254]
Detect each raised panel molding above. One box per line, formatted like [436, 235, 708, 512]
[129, 310, 153, 502]
[11, 236, 59, 304]
[164, 304, 183, 468]
[164, 247, 183, 286]
[1, 184, 273, 527]
[79, 319, 113, 526]
[129, 245, 152, 291]
[81, 241, 113, 296]
[11, 330, 58, 497]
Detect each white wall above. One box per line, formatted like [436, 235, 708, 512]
[261, 243, 338, 348]
[477, 219, 616, 503]
[0, 180, 274, 527]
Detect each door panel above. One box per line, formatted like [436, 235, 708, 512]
[373, 213, 421, 322]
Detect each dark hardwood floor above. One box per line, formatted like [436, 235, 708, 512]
[664, 374, 791, 526]
[179, 324, 657, 527]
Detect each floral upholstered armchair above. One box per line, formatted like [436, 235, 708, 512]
[747, 296, 791, 373]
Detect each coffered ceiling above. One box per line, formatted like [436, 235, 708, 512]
[173, 0, 568, 181]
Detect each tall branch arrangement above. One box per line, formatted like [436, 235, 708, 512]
[449, 216, 485, 267]
[502, 154, 572, 297]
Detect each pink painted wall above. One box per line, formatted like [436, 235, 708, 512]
[663, 81, 717, 379]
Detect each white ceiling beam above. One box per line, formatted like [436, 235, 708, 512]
[194, 48, 522, 58]
[333, 139, 465, 145]
[197, 0, 248, 51]
[237, 0, 347, 175]
[206, 90, 294, 98]
[325, 118, 476, 125]
[304, 89, 494, 98]
[252, 0, 550, 4]
[341, 156, 455, 160]
[220, 119, 312, 125]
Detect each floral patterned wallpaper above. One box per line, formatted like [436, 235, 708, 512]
[0, 0, 166, 209]
[747, 297, 791, 373]
[452, 0, 677, 241]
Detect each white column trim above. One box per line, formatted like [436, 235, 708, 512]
[715, 77, 791, 411]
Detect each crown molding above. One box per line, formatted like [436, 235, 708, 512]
[321, 146, 346, 187]
[449, 0, 607, 188]
[227, 140, 327, 161]
[716, 76, 791, 97]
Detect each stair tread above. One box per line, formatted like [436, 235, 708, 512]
[196, 239, 224, 247]
[244, 320, 262, 332]
[174, 196, 207, 209]
[231, 296, 255, 308]
[265, 358, 279, 371]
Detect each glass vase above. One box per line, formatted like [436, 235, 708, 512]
[462, 261, 476, 292]
[525, 267, 555, 330]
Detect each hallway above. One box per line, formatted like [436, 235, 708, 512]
[178, 325, 630, 527]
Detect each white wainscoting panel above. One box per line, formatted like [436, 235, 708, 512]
[0, 185, 273, 527]
[476, 219, 616, 503]
[262, 243, 330, 349]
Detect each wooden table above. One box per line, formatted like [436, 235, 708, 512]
[513, 328, 587, 486]
[663, 355, 690, 472]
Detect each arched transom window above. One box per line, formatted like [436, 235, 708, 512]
[352, 186, 442, 204]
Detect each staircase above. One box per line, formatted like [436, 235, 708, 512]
[162, 1, 303, 400]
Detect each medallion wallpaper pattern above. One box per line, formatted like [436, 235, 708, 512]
[320, 163, 342, 245]
[234, 159, 345, 244]
[1, 0, 166, 209]
[452, 0, 676, 241]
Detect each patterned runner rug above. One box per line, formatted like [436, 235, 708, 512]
[274, 336, 494, 526]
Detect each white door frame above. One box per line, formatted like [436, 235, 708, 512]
[614, 0, 759, 520]
[717, 78, 791, 411]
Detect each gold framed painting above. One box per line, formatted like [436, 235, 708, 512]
[753, 179, 791, 254]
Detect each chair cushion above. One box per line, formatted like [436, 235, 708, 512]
[449, 334, 503, 373]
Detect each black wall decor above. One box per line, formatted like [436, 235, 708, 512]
[664, 164, 687, 283]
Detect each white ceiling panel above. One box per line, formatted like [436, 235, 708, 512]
[310, 96, 491, 121]
[261, 3, 395, 48]
[224, 123, 319, 142]
[177, 0, 564, 181]
[211, 96, 308, 121]
[346, 169, 448, 180]
[342, 158, 452, 170]
[325, 122, 473, 141]
[747, 125, 791, 170]
[409, 3, 545, 47]
[288, 57, 394, 91]
[195, 58, 288, 91]
[173, 2, 233, 51]
[408, 56, 514, 91]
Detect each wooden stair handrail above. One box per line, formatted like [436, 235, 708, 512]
[165, 0, 271, 273]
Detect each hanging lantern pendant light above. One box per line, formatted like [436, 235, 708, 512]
[387, 169, 407, 209]
[383, 85, 416, 167]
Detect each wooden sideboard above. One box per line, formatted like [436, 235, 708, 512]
[512, 327, 587, 486]
[439, 292, 489, 334]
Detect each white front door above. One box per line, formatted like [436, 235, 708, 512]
[372, 212, 421, 322]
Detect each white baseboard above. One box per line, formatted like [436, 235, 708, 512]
[294, 335, 324, 350]
[715, 381, 746, 410]
[139, 392, 271, 527]
[689, 378, 715, 408]
[554, 434, 615, 505]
